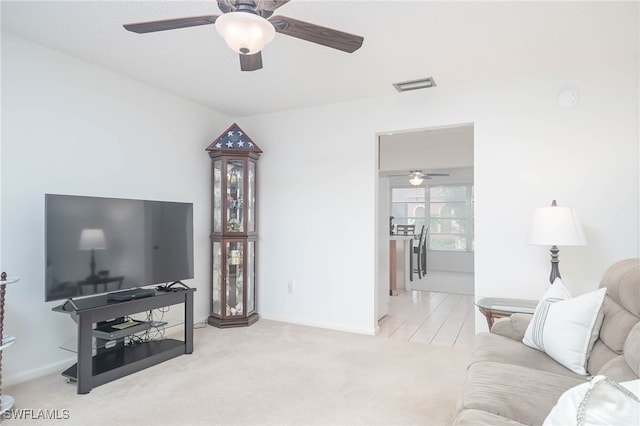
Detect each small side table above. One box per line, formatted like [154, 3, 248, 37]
[475, 297, 537, 329]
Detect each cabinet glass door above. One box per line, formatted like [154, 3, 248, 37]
[213, 160, 222, 233]
[247, 240, 255, 314]
[248, 160, 256, 233]
[212, 241, 222, 315]
[226, 240, 244, 316]
[226, 160, 244, 233]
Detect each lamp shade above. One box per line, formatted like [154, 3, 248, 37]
[79, 229, 107, 250]
[215, 12, 275, 55]
[527, 205, 587, 246]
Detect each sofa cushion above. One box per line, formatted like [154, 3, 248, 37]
[491, 313, 532, 341]
[587, 258, 640, 374]
[591, 313, 640, 380]
[599, 258, 640, 316]
[597, 355, 639, 382]
[458, 361, 586, 426]
[624, 322, 640, 376]
[597, 296, 639, 354]
[543, 376, 640, 426]
[471, 332, 585, 379]
[454, 409, 526, 426]
[523, 287, 606, 375]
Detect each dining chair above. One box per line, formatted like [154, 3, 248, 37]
[421, 227, 428, 276]
[396, 224, 415, 236]
[411, 225, 426, 281]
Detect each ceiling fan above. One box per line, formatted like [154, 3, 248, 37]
[386, 171, 451, 186]
[123, 0, 364, 72]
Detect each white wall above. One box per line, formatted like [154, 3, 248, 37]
[379, 124, 474, 171]
[0, 33, 229, 385]
[241, 49, 638, 334]
[428, 251, 474, 274]
[376, 175, 390, 321]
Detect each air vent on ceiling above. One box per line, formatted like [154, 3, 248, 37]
[393, 77, 437, 93]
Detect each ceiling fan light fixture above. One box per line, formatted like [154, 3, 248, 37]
[409, 176, 424, 186]
[408, 170, 425, 186]
[409, 172, 424, 186]
[215, 11, 275, 55]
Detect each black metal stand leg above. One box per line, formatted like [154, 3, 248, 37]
[409, 240, 414, 282]
[77, 314, 93, 394]
[185, 291, 194, 354]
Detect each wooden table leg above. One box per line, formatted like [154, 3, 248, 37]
[478, 308, 494, 330]
[389, 240, 397, 296]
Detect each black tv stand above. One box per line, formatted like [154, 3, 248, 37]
[53, 288, 195, 394]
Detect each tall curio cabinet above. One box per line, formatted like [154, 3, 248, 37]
[206, 123, 261, 328]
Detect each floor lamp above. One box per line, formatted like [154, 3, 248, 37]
[527, 200, 587, 284]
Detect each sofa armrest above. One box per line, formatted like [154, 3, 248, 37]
[490, 313, 533, 341]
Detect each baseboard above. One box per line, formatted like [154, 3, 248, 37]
[4, 356, 76, 388]
[259, 314, 377, 336]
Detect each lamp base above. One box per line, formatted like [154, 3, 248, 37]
[549, 245, 561, 284]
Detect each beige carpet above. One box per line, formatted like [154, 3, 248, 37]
[4, 320, 471, 425]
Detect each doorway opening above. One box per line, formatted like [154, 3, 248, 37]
[375, 123, 475, 348]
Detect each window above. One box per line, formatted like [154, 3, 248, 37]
[429, 184, 474, 251]
[391, 187, 426, 231]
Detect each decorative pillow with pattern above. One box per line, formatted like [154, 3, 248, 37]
[523, 286, 607, 375]
[543, 375, 640, 425]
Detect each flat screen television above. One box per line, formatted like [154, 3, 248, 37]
[45, 194, 194, 302]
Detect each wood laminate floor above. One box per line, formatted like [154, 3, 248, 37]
[378, 290, 475, 349]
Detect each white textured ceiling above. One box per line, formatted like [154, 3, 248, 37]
[1, 1, 638, 117]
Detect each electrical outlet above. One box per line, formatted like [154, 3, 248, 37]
[287, 279, 294, 294]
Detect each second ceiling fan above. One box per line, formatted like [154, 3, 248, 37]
[385, 171, 450, 186]
[123, 0, 364, 71]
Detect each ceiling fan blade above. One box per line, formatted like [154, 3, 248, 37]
[240, 52, 263, 71]
[384, 172, 450, 178]
[123, 15, 219, 34]
[270, 16, 363, 53]
[257, 0, 291, 11]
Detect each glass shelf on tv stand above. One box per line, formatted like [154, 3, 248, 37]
[1, 335, 16, 351]
[59, 320, 184, 354]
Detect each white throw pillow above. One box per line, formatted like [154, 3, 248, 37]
[523, 286, 606, 375]
[540, 277, 572, 302]
[543, 376, 640, 426]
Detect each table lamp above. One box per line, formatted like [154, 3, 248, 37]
[527, 200, 587, 284]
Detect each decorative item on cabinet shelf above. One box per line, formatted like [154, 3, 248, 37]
[227, 219, 242, 232]
[206, 122, 262, 154]
[230, 250, 242, 265]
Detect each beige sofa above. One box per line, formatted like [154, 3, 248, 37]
[454, 258, 640, 425]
